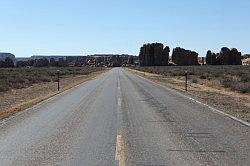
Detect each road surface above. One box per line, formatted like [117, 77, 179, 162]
[0, 68, 249, 166]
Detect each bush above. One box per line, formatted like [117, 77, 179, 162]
[131, 65, 250, 94]
[192, 78, 198, 83]
[230, 83, 250, 93]
[200, 75, 207, 79]
[0, 67, 104, 92]
[0, 80, 9, 92]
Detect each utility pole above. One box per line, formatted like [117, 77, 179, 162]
[57, 70, 60, 91]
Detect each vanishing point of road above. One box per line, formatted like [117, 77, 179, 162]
[0, 68, 249, 166]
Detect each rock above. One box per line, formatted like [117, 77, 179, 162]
[206, 50, 217, 65]
[162, 46, 170, 66]
[58, 58, 67, 67]
[49, 58, 57, 66]
[33, 58, 49, 67]
[217, 47, 231, 65]
[0, 60, 5, 68]
[0, 57, 15, 68]
[127, 56, 134, 64]
[230, 48, 242, 65]
[208, 47, 242, 65]
[0, 53, 15, 62]
[172, 47, 198, 66]
[139, 43, 170, 66]
[108, 55, 122, 67]
[4, 57, 15, 68]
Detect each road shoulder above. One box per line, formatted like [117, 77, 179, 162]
[0, 69, 109, 121]
[126, 68, 250, 125]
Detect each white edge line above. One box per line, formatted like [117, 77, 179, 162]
[115, 135, 119, 161]
[130, 69, 250, 127]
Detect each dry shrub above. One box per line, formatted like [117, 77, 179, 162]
[131, 65, 250, 94]
[0, 67, 104, 92]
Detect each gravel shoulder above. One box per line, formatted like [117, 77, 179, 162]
[126, 68, 250, 122]
[0, 69, 109, 120]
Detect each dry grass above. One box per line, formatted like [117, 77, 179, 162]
[0, 94, 55, 120]
[127, 67, 250, 122]
[0, 69, 109, 120]
[130, 65, 250, 93]
[0, 67, 104, 92]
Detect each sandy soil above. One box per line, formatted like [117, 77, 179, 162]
[0, 69, 109, 120]
[127, 68, 250, 122]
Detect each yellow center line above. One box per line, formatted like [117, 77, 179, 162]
[115, 134, 126, 166]
[116, 73, 126, 166]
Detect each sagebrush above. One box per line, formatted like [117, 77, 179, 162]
[0, 67, 104, 92]
[130, 65, 250, 93]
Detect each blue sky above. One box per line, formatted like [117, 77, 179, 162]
[0, 0, 249, 57]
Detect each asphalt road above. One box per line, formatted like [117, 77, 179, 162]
[0, 68, 249, 166]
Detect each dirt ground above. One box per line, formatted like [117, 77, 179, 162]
[0, 69, 109, 120]
[127, 68, 250, 122]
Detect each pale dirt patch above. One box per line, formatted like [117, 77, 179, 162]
[243, 58, 250, 65]
[127, 68, 250, 122]
[0, 69, 109, 120]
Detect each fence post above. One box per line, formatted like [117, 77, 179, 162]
[57, 70, 60, 91]
[185, 71, 188, 92]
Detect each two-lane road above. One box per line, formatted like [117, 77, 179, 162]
[0, 68, 249, 166]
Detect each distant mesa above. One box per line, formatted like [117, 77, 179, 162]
[0, 52, 16, 68]
[0, 52, 15, 61]
[1, 53, 138, 68]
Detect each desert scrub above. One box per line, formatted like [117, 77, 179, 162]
[130, 65, 250, 93]
[0, 67, 104, 92]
